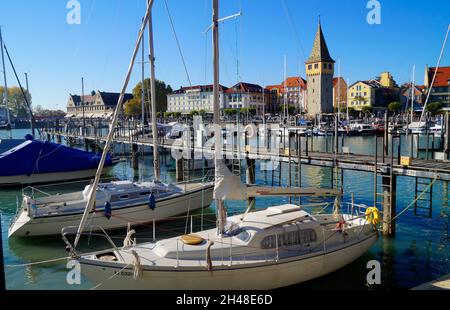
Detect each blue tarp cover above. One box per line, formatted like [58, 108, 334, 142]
[0, 140, 113, 177]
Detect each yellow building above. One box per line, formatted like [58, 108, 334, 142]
[379, 72, 396, 87]
[347, 80, 381, 111]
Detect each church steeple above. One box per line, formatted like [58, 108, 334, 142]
[306, 21, 334, 64]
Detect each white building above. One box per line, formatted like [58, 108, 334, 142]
[167, 85, 227, 114]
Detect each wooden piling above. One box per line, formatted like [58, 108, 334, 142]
[246, 153, 255, 185]
[131, 143, 139, 169]
[445, 113, 450, 160]
[176, 158, 184, 181]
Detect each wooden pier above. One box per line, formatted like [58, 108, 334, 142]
[42, 127, 450, 237]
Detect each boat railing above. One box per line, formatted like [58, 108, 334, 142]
[22, 186, 54, 200]
[61, 225, 124, 260]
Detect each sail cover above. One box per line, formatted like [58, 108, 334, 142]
[213, 160, 247, 201]
[0, 140, 113, 177]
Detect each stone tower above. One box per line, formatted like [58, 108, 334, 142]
[305, 21, 335, 116]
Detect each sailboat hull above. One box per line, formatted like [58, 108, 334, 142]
[0, 166, 115, 187]
[79, 233, 376, 290]
[9, 184, 213, 237]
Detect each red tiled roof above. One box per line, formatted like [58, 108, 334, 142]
[333, 77, 346, 88]
[225, 82, 263, 94]
[281, 77, 307, 90]
[428, 66, 450, 87]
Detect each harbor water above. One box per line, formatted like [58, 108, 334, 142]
[1, 129, 449, 290]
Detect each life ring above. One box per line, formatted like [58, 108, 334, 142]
[365, 207, 381, 225]
[181, 234, 204, 245]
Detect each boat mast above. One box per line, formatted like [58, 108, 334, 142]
[409, 65, 415, 130]
[148, 0, 160, 182]
[420, 24, 450, 126]
[0, 27, 11, 138]
[346, 78, 350, 121]
[283, 55, 287, 122]
[212, 0, 226, 236]
[74, 1, 155, 248]
[24, 72, 35, 137]
[337, 58, 341, 123]
[141, 17, 146, 130]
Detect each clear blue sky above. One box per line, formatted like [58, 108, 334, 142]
[0, 0, 449, 110]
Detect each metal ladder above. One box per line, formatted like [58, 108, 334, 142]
[271, 161, 282, 187]
[183, 158, 190, 182]
[414, 177, 433, 218]
[231, 156, 241, 177]
[332, 166, 343, 191]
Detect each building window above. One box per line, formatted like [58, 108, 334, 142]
[308, 64, 312, 70]
[314, 63, 318, 69]
[323, 63, 327, 69]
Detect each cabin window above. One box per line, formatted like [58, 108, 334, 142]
[119, 194, 129, 200]
[260, 229, 317, 249]
[139, 191, 151, 196]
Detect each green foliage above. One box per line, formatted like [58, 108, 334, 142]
[189, 110, 199, 117]
[164, 112, 173, 118]
[278, 105, 296, 114]
[173, 112, 182, 118]
[129, 79, 173, 114]
[224, 108, 237, 115]
[426, 101, 443, 115]
[0, 86, 32, 117]
[198, 109, 206, 117]
[388, 101, 401, 112]
[33, 105, 66, 118]
[124, 98, 141, 117]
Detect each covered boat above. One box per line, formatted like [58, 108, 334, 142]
[0, 137, 116, 186]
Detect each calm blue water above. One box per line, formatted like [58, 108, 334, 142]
[1, 129, 449, 290]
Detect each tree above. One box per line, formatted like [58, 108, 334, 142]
[199, 109, 206, 117]
[426, 101, 443, 115]
[130, 78, 173, 115]
[124, 98, 141, 117]
[0, 86, 32, 117]
[189, 110, 199, 117]
[164, 111, 173, 118]
[224, 108, 237, 116]
[173, 112, 182, 118]
[388, 101, 401, 113]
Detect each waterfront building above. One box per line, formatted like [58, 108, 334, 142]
[333, 77, 347, 110]
[66, 91, 133, 119]
[224, 82, 269, 114]
[305, 21, 335, 116]
[266, 77, 307, 114]
[424, 65, 450, 105]
[167, 84, 227, 114]
[348, 72, 399, 112]
[399, 83, 425, 111]
[265, 85, 282, 114]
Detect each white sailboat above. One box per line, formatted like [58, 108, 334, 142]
[73, 0, 378, 290]
[8, 1, 213, 238]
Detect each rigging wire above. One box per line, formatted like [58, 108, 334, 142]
[280, 0, 306, 61]
[3, 43, 40, 137]
[163, 0, 192, 87]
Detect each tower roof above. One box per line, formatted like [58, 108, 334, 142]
[305, 22, 334, 64]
